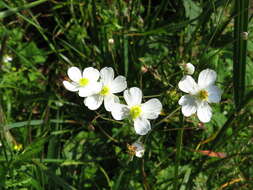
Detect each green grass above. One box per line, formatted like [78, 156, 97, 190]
[0, 0, 253, 189]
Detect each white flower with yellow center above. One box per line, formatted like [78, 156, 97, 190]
[111, 87, 162, 135]
[84, 67, 127, 111]
[178, 69, 222, 123]
[63, 67, 102, 97]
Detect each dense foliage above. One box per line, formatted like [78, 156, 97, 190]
[0, 0, 253, 189]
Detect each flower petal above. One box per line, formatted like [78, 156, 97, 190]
[110, 76, 127, 94]
[179, 95, 197, 117]
[91, 82, 103, 94]
[83, 67, 100, 81]
[78, 87, 91, 97]
[206, 85, 222, 103]
[198, 69, 217, 88]
[178, 75, 199, 94]
[141, 99, 162, 119]
[104, 94, 120, 111]
[100, 67, 114, 85]
[67, 67, 82, 82]
[135, 150, 144, 158]
[124, 87, 142, 106]
[134, 117, 151, 135]
[111, 103, 129, 120]
[84, 95, 103, 110]
[78, 82, 102, 97]
[63, 81, 79, 92]
[197, 102, 212, 123]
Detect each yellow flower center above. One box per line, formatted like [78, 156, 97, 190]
[100, 86, 110, 96]
[130, 105, 142, 119]
[198, 90, 208, 101]
[79, 78, 89, 86]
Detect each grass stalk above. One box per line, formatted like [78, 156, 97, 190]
[174, 115, 184, 190]
[233, 0, 249, 109]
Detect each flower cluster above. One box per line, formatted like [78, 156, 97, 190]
[63, 66, 163, 138]
[63, 65, 222, 157]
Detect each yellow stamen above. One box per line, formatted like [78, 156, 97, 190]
[100, 86, 110, 96]
[198, 90, 208, 101]
[130, 105, 142, 119]
[79, 78, 89, 86]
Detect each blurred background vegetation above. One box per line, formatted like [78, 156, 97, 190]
[0, 0, 253, 189]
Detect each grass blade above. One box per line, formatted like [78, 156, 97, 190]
[0, 0, 48, 19]
[123, 34, 129, 77]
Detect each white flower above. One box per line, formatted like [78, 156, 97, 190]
[111, 87, 162, 135]
[3, 55, 13, 63]
[183, 63, 195, 75]
[108, 38, 114, 44]
[178, 69, 222, 123]
[128, 142, 145, 158]
[84, 67, 127, 111]
[63, 67, 102, 97]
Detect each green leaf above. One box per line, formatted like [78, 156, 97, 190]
[183, 0, 202, 20]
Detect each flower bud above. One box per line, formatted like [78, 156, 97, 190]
[183, 63, 195, 75]
[108, 38, 114, 44]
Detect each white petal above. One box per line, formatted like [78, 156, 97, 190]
[132, 142, 145, 158]
[135, 150, 144, 158]
[78, 87, 91, 97]
[178, 75, 199, 94]
[179, 95, 197, 117]
[84, 95, 103, 110]
[63, 81, 78, 92]
[197, 102, 212, 123]
[124, 87, 142, 106]
[110, 76, 127, 94]
[141, 99, 162, 119]
[83, 67, 100, 81]
[111, 103, 129, 120]
[100, 67, 114, 85]
[198, 69, 217, 88]
[104, 94, 120, 111]
[67, 67, 82, 82]
[134, 117, 151, 135]
[182, 103, 197, 117]
[78, 82, 102, 97]
[185, 63, 195, 75]
[91, 82, 103, 94]
[206, 85, 222, 103]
